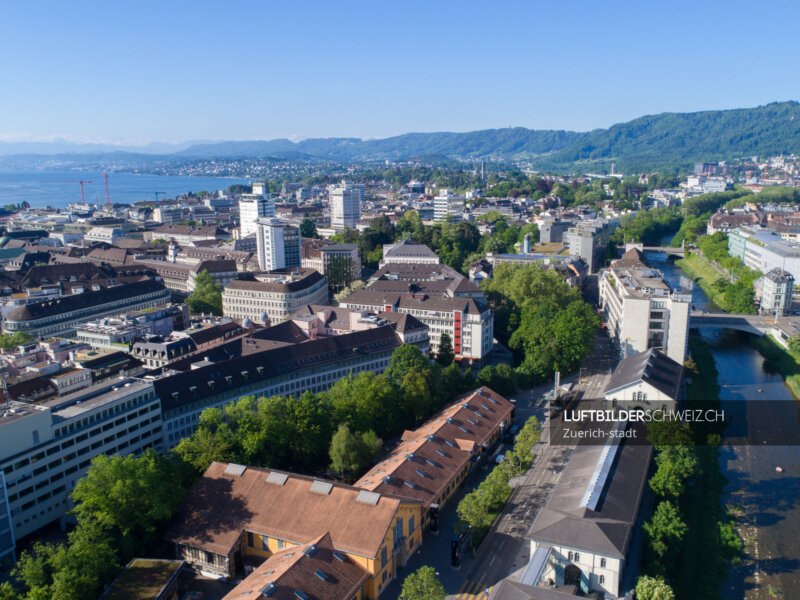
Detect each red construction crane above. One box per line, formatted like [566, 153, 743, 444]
[40, 180, 94, 204]
[102, 173, 111, 204]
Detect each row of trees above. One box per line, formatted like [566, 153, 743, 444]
[173, 345, 481, 477]
[481, 264, 600, 383]
[456, 416, 540, 531]
[611, 206, 682, 246]
[696, 233, 759, 313]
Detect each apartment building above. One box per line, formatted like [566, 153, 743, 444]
[239, 183, 277, 238]
[2, 279, 172, 338]
[599, 248, 690, 363]
[222, 269, 329, 324]
[340, 289, 493, 364]
[150, 224, 228, 245]
[564, 219, 617, 273]
[255, 218, 301, 271]
[328, 182, 364, 230]
[757, 268, 794, 316]
[0, 379, 162, 558]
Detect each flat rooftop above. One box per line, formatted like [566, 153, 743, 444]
[42, 379, 152, 421]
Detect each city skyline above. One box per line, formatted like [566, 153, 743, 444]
[3, 0, 800, 145]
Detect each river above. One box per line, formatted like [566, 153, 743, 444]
[646, 248, 800, 599]
[0, 171, 250, 208]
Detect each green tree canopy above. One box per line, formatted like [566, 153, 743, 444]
[186, 270, 222, 315]
[329, 423, 382, 476]
[635, 575, 676, 600]
[71, 450, 187, 560]
[437, 332, 454, 366]
[399, 566, 446, 600]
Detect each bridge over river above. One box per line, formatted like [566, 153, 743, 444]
[690, 311, 800, 340]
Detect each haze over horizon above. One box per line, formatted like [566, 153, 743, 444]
[3, 0, 800, 145]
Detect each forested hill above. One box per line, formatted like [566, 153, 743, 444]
[174, 101, 800, 170]
[5, 102, 800, 173]
[175, 128, 585, 160]
[538, 101, 800, 172]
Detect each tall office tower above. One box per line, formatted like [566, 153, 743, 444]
[255, 218, 301, 271]
[328, 181, 364, 230]
[239, 182, 276, 238]
[434, 189, 465, 223]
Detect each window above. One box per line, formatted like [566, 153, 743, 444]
[568, 551, 573, 560]
[599, 575, 605, 584]
[277, 539, 285, 549]
[262, 537, 269, 552]
[247, 532, 254, 547]
[600, 558, 606, 568]
[381, 546, 388, 568]
[574, 552, 580, 562]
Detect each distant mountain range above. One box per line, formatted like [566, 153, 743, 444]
[4, 101, 800, 172]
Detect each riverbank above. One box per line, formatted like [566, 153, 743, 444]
[673, 336, 742, 600]
[750, 335, 800, 399]
[675, 252, 732, 311]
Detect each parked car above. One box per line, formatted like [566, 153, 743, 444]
[495, 453, 505, 464]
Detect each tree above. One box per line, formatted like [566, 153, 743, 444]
[186, 270, 222, 315]
[437, 332, 454, 366]
[644, 500, 687, 570]
[386, 344, 431, 388]
[334, 279, 365, 304]
[0, 331, 34, 350]
[329, 423, 381, 476]
[649, 445, 698, 498]
[399, 566, 446, 600]
[635, 575, 676, 600]
[71, 450, 186, 560]
[300, 218, 318, 238]
[326, 372, 396, 436]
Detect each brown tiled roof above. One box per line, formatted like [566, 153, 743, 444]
[611, 247, 648, 269]
[372, 262, 462, 281]
[355, 387, 513, 506]
[222, 532, 369, 600]
[341, 289, 489, 315]
[166, 463, 413, 558]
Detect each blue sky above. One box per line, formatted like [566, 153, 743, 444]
[2, 0, 799, 145]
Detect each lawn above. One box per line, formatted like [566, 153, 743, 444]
[676, 253, 731, 311]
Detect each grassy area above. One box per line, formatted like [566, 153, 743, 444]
[675, 252, 731, 311]
[672, 336, 742, 599]
[750, 335, 800, 398]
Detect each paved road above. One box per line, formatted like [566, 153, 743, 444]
[452, 335, 617, 598]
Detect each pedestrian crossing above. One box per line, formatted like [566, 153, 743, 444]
[454, 579, 492, 600]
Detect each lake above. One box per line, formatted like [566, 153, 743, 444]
[0, 171, 250, 208]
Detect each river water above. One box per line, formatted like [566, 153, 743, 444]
[646, 249, 800, 599]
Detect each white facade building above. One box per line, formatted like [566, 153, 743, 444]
[434, 190, 465, 223]
[239, 183, 276, 238]
[222, 269, 329, 324]
[599, 248, 690, 363]
[255, 218, 301, 271]
[0, 379, 162, 555]
[328, 182, 363, 230]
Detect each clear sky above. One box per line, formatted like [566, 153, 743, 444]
[2, 0, 799, 145]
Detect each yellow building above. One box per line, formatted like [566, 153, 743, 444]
[166, 463, 423, 599]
